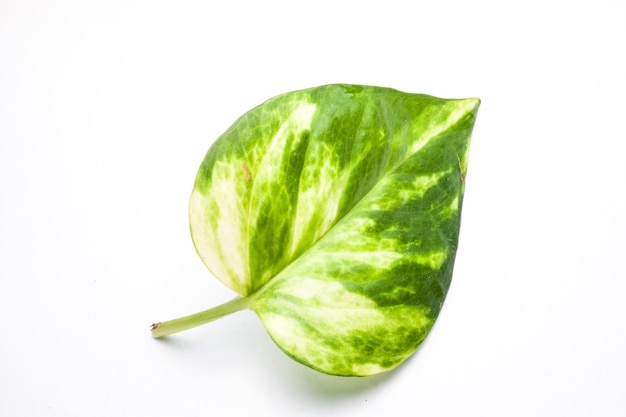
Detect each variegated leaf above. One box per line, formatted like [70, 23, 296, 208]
[156, 84, 480, 377]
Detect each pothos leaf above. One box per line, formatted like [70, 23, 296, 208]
[152, 84, 480, 377]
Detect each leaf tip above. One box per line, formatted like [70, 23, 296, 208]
[464, 97, 481, 113]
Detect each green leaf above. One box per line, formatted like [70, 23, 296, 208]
[152, 84, 480, 377]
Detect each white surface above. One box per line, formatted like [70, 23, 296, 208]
[1, 1, 625, 415]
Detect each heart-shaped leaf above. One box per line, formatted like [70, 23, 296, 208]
[151, 84, 480, 376]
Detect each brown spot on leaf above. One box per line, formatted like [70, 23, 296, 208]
[457, 155, 466, 183]
[242, 163, 252, 182]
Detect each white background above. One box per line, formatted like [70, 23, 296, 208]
[1, 1, 625, 415]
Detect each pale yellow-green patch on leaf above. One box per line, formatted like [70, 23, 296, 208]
[410, 250, 448, 270]
[408, 98, 479, 156]
[253, 277, 434, 376]
[268, 276, 377, 307]
[290, 142, 348, 256]
[439, 195, 460, 219]
[189, 159, 251, 295]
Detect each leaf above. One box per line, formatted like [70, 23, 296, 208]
[154, 84, 480, 377]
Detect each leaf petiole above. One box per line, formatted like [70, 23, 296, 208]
[151, 296, 250, 338]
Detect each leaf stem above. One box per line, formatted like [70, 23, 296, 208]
[150, 296, 249, 338]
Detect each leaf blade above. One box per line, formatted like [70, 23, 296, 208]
[190, 84, 479, 375]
